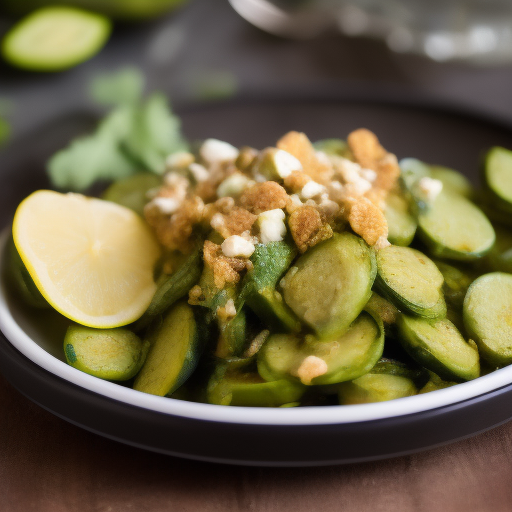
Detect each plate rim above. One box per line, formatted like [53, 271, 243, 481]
[2, 92, 512, 427]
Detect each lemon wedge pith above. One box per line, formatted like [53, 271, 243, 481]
[13, 190, 161, 328]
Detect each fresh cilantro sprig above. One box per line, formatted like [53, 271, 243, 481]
[48, 68, 188, 191]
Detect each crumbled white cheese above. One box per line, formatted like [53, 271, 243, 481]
[258, 209, 287, 244]
[224, 299, 236, 317]
[221, 235, 255, 258]
[289, 194, 303, 208]
[163, 172, 190, 194]
[315, 150, 332, 167]
[166, 151, 195, 170]
[296, 355, 328, 385]
[318, 194, 340, 217]
[273, 149, 303, 178]
[301, 180, 326, 199]
[210, 213, 225, 232]
[188, 163, 210, 182]
[149, 197, 181, 215]
[416, 177, 443, 202]
[200, 139, 239, 165]
[337, 157, 363, 183]
[360, 168, 377, 183]
[349, 177, 372, 197]
[217, 173, 253, 198]
[374, 235, 391, 250]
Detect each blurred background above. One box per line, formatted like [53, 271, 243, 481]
[1, 0, 512, 145]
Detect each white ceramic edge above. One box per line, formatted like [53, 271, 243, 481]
[1, 229, 512, 426]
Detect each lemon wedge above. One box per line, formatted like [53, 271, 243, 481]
[12, 190, 162, 328]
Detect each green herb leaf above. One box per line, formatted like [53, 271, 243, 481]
[47, 90, 187, 190]
[89, 67, 145, 107]
[122, 93, 188, 174]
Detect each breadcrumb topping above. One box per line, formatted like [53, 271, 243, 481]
[146, 128, 404, 262]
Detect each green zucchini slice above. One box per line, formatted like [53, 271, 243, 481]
[486, 224, 512, 274]
[102, 173, 162, 216]
[133, 302, 205, 396]
[483, 146, 512, 213]
[430, 165, 473, 198]
[463, 272, 512, 366]
[133, 242, 203, 331]
[281, 233, 376, 339]
[419, 372, 457, 394]
[207, 366, 305, 407]
[64, 325, 149, 381]
[2, 7, 111, 71]
[396, 314, 480, 382]
[434, 260, 474, 310]
[257, 312, 384, 386]
[338, 374, 417, 405]
[417, 191, 495, 261]
[375, 245, 446, 318]
[384, 192, 417, 247]
[7, 236, 49, 308]
[240, 241, 300, 332]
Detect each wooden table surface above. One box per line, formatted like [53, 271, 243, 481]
[2, 372, 512, 512]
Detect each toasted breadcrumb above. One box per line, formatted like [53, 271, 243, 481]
[375, 153, 401, 192]
[145, 196, 204, 252]
[195, 162, 238, 202]
[277, 131, 332, 183]
[188, 284, 204, 305]
[203, 240, 252, 288]
[283, 170, 311, 193]
[209, 206, 257, 239]
[239, 181, 289, 214]
[288, 205, 333, 253]
[235, 147, 258, 173]
[348, 197, 388, 246]
[347, 128, 387, 170]
[296, 355, 328, 385]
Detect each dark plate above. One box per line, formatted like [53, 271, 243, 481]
[2, 92, 512, 467]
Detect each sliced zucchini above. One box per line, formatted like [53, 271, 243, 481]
[463, 272, 512, 366]
[240, 241, 300, 332]
[281, 233, 376, 339]
[257, 312, 384, 386]
[102, 173, 162, 216]
[434, 260, 474, 310]
[64, 325, 149, 381]
[417, 191, 495, 261]
[483, 146, 512, 213]
[133, 241, 203, 331]
[384, 191, 417, 246]
[7, 236, 49, 308]
[207, 366, 305, 407]
[313, 138, 349, 157]
[2, 7, 111, 72]
[396, 314, 480, 382]
[430, 165, 473, 198]
[419, 372, 457, 394]
[486, 224, 512, 274]
[375, 245, 446, 318]
[338, 374, 417, 405]
[399, 157, 430, 191]
[370, 357, 429, 387]
[133, 302, 205, 396]
[215, 308, 247, 359]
